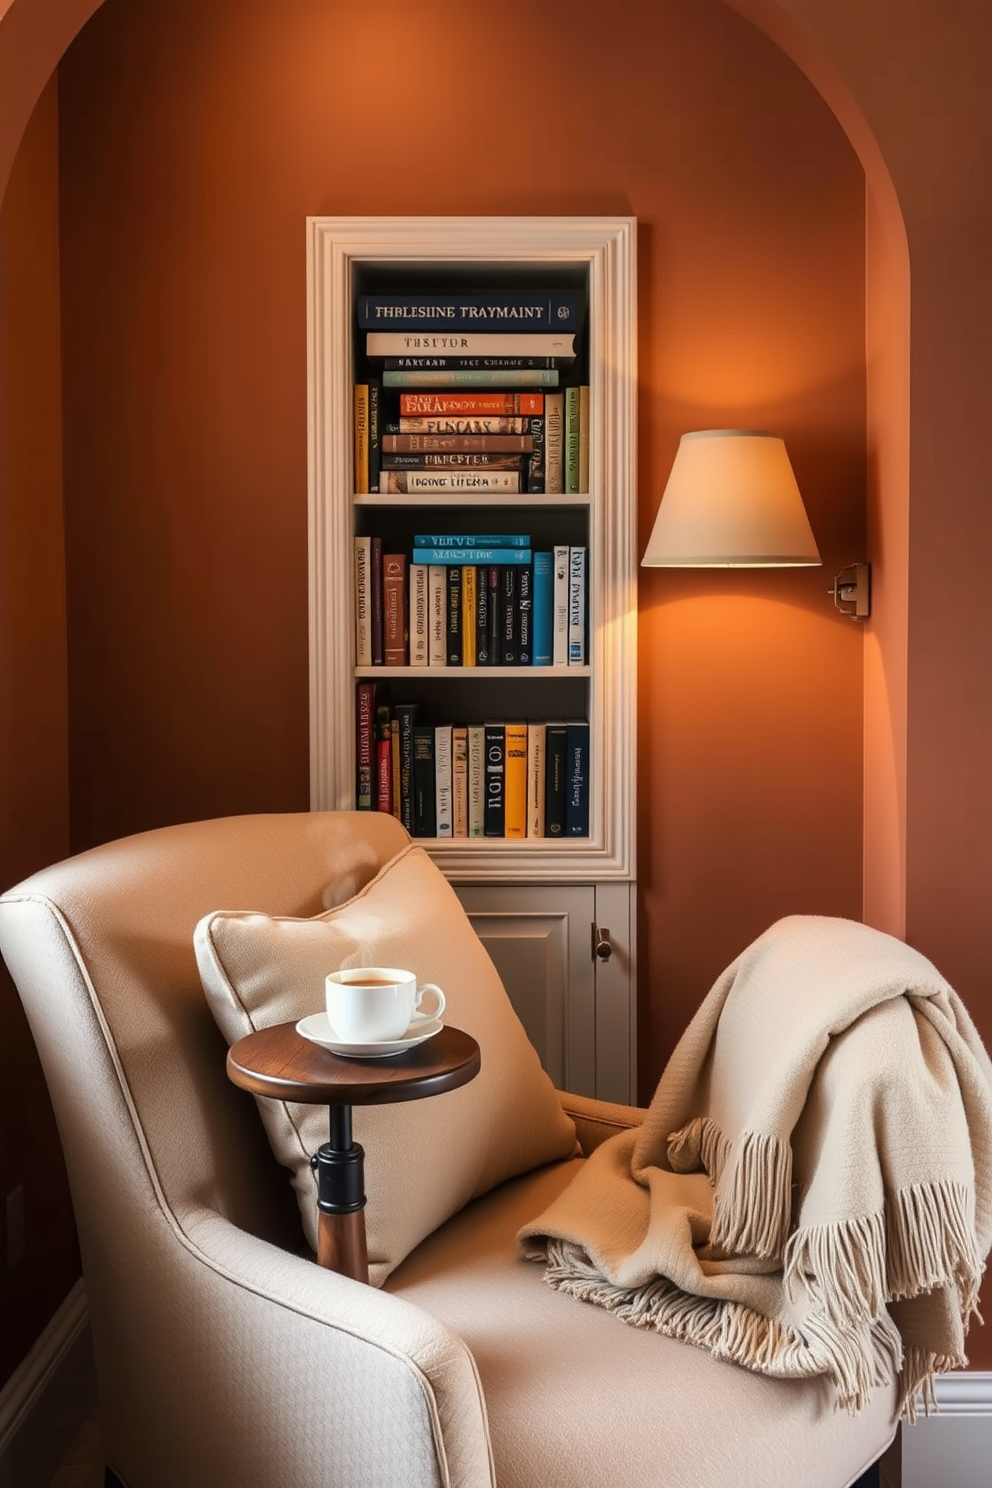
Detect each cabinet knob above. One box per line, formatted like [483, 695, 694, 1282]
[592, 924, 613, 962]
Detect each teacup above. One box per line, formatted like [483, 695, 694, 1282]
[325, 967, 446, 1044]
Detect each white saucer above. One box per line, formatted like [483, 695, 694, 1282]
[295, 1012, 444, 1059]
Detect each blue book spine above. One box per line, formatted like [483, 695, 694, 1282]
[564, 722, 590, 838]
[531, 552, 554, 666]
[412, 548, 533, 566]
[359, 294, 579, 332]
[413, 534, 529, 548]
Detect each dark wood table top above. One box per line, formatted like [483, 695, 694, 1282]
[227, 1020, 481, 1106]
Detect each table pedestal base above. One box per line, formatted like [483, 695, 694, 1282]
[310, 1104, 369, 1283]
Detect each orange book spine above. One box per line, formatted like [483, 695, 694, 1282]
[399, 392, 544, 416]
[503, 721, 528, 839]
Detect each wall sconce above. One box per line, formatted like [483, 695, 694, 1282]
[641, 429, 870, 618]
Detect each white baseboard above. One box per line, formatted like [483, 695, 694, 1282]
[0, 1280, 97, 1488]
[901, 1373, 992, 1488]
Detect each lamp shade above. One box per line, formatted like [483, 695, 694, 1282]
[641, 429, 822, 567]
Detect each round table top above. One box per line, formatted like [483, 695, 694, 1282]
[226, 1020, 481, 1106]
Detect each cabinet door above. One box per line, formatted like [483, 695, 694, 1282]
[453, 882, 634, 1103]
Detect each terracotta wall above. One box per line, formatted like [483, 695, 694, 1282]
[0, 75, 78, 1385]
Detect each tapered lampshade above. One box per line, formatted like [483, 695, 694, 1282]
[642, 429, 822, 567]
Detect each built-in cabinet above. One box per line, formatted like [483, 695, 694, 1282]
[307, 216, 637, 1100]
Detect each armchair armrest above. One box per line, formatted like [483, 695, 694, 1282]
[556, 1089, 646, 1156]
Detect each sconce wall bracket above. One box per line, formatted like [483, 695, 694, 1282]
[831, 561, 871, 620]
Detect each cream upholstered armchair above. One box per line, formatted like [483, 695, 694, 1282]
[0, 811, 897, 1488]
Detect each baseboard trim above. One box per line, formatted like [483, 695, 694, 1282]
[0, 1280, 96, 1488]
[929, 1371, 992, 1415]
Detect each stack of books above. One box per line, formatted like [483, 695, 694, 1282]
[355, 535, 588, 668]
[356, 687, 590, 840]
[354, 291, 589, 495]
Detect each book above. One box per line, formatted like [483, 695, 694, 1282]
[452, 725, 469, 837]
[383, 433, 533, 454]
[414, 533, 530, 548]
[384, 355, 567, 370]
[380, 470, 520, 494]
[354, 383, 369, 493]
[568, 546, 587, 666]
[413, 547, 533, 567]
[483, 722, 505, 837]
[354, 536, 372, 667]
[485, 566, 500, 667]
[467, 725, 486, 837]
[503, 722, 528, 839]
[475, 566, 491, 665]
[359, 293, 580, 331]
[500, 567, 519, 665]
[578, 383, 589, 493]
[393, 416, 530, 435]
[462, 565, 477, 666]
[434, 724, 453, 838]
[409, 563, 428, 667]
[517, 562, 533, 665]
[525, 411, 545, 493]
[355, 681, 376, 809]
[393, 701, 421, 832]
[370, 536, 383, 665]
[369, 332, 576, 358]
[565, 721, 590, 837]
[382, 451, 524, 470]
[383, 368, 560, 389]
[428, 566, 447, 666]
[527, 722, 547, 837]
[552, 544, 570, 666]
[399, 392, 544, 416]
[544, 391, 565, 493]
[446, 567, 463, 666]
[390, 717, 402, 820]
[531, 551, 554, 666]
[412, 726, 437, 837]
[382, 553, 407, 665]
[564, 386, 581, 494]
[375, 703, 393, 813]
[368, 378, 382, 493]
[544, 723, 569, 837]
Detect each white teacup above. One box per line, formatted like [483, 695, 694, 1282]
[325, 967, 446, 1044]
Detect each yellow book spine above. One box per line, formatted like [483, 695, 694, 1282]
[354, 383, 369, 493]
[504, 721, 528, 839]
[462, 565, 477, 665]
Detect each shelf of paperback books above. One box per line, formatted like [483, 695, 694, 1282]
[307, 215, 636, 883]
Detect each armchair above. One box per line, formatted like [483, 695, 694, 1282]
[0, 811, 897, 1487]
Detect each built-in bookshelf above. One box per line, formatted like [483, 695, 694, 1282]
[307, 216, 636, 884]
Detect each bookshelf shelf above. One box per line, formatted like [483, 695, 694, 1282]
[353, 666, 593, 680]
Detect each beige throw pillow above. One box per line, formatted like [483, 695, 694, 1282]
[195, 842, 577, 1284]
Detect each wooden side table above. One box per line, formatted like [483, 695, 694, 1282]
[226, 1021, 481, 1283]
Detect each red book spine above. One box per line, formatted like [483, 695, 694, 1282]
[382, 554, 408, 665]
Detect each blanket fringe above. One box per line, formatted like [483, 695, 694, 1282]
[784, 1211, 888, 1325]
[668, 1117, 793, 1260]
[886, 1180, 983, 1319]
[896, 1346, 967, 1424]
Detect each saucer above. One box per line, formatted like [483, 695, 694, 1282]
[295, 1012, 444, 1059]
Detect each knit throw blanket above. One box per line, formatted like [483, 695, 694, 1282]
[518, 916, 992, 1418]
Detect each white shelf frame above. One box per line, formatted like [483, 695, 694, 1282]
[307, 215, 637, 882]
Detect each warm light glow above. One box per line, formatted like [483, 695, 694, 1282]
[642, 429, 822, 568]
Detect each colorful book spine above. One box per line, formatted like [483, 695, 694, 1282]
[384, 355, 566, 370]
[368, 378, 382, 493]
[409, 563, 428, 667]
[383, 433, 533, 454]
[452, 725, 469, 838]
[394, 702, 421, 832]
[468, 725, 486, 837]
[394, 415, 530, 436]
[399, 392, 544, 416]
[462, 566, 477, 666]
[390, 717, 402, 821]
[354, 383, 369, 493]
[428, 566, 447, 667]
[475, 568, 491, 665]
[356, 682, 375, 810]
[565, 721, 590, 837]
[369, 332, 576, 358]
[527, 722, 547, 838]
[531, 551, 554, 666]
[500, 567, 518, 665]
[544, 391, 565, 493]
[578, 383, 589, 492]
[382, 450, 524, 470]
[383, 369, 560, 388]
[370, 536, 383, 665]
[568, 546, 587, 666]
[414, 533, 530, 548]
[503, 722, 528, 839]
[354, 536, 372, 667]
[485, 566, 500, 666]
[552, 545, 569, 666]
[483, 722, 505, 837]
[434, 724, 453, 838]
[383, 553, 407, 666]
[525, 411, 546, 493]
[380, 469, 520, 494]
[412, 726, 436, 837]
[517, 562, 533, 665]
[359, 294, 579, 331]
[375, 704, 393, 814]
[412, 547, 533, 567]
[564, 386, 581, 494]
[446, 567, 463, 666]
[544, 723, 569, 837]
